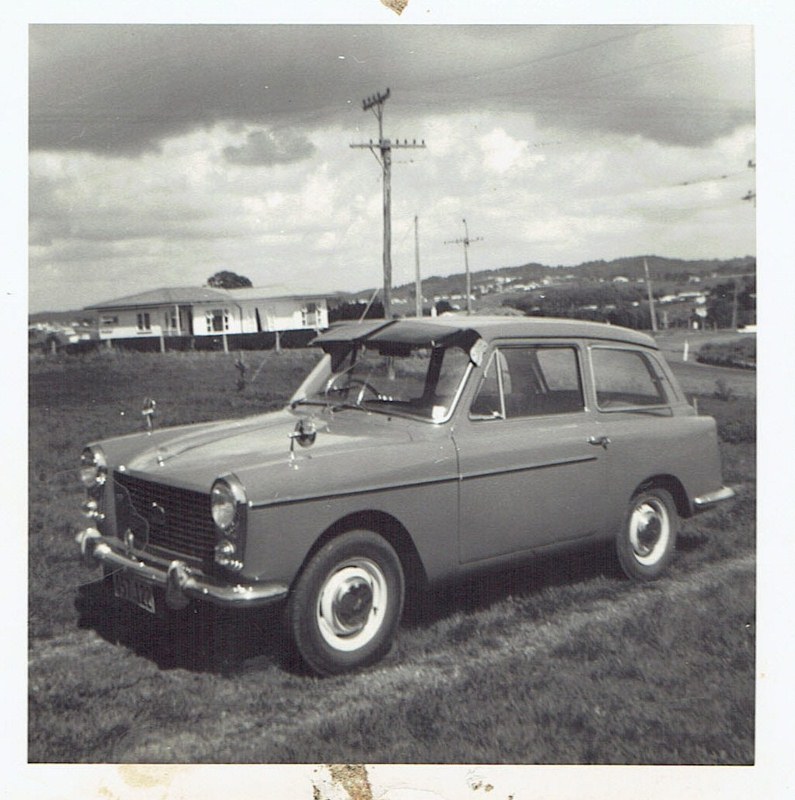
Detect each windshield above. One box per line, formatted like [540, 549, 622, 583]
[298, 342, 471, 421]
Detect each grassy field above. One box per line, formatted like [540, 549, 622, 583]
[28, 347, 755, 764]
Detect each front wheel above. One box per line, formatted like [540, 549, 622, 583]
[616, 488, 678, 580]
[287, 530, 405, 676]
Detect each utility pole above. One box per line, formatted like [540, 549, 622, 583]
[350, 88, 426, 319]
[643, 257, 658, 332]
[445, 219, 482, 315]
[414, 215, 422, 317]
[731, 280, 739, 330]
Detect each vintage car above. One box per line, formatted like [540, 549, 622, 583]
[77, 316, 734, 675]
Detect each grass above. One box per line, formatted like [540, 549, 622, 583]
[28, 349, 755, 764]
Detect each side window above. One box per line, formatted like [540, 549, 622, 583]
[471, 346, 584, 419]
[591, 348, 668, 408]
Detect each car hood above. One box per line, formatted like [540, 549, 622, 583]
[102, 406, 419, 494]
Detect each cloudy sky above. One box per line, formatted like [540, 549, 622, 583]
[28, 24, 756, 312]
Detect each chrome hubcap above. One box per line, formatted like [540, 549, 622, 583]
[317, 558, 387, 652]
[629, 499, 670, 566]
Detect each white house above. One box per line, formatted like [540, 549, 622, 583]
[86, 286, 330, 347]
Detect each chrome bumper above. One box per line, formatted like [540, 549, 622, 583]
[76, 528, 288, 610]
[693, 485, 737, 511]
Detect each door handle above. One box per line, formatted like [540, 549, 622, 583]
[588, 435, 611, 449]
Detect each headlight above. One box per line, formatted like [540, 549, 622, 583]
[211, 475, 247, 533]
[79, 446, 107, 489]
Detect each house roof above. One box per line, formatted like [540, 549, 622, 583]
[85, 287, 231, 310]
[85, 286, 341, 310]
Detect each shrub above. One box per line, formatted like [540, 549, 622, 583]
[696, 338, 756, 369]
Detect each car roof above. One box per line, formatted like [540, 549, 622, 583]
[314, 315, 658, 349]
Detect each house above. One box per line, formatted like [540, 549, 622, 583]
[86, 286, 330, 350]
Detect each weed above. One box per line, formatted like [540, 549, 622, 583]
[713, 378, 736, 401]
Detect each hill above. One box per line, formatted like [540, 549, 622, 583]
[352, 255, 756, 304]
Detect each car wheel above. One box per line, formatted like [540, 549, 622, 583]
[287, 530, 405, 676]
[616, 487, 678, 580]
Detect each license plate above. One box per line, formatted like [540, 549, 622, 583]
[113, 571, 156, 614]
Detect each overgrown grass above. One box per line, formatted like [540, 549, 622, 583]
[28, 350, 755, 764]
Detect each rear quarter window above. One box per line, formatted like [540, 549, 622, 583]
[591, 347, 668, 409]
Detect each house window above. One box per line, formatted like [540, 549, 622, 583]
[100, 315, 118, 326]
[136, 313, 151, 332]
[165, 310, 178, 331]
[206, 308, 230, 333]
[301, 302, 319, 328]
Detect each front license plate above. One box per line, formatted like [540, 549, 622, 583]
[113, 571, 156, 614]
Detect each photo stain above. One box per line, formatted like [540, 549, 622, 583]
[380, 0, 408, 15]
[326, 764, 374, 800]
[117, 765, 184, 790]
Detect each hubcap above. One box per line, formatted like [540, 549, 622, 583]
[316, 558, 387, 652]
[629, 499, 670, 566]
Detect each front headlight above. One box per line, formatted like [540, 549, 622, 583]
[79, 446, 107, 489]
[211, 474, 247, 533]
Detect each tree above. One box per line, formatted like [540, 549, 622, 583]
[207, 271, 253, 289]
[328, 300, 385, 322]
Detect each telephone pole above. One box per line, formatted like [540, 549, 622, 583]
[644, 258, 658, 332]
[414, 215, 422, 318]
[350, 89, 425, 319]
[445, 219, 482, 315]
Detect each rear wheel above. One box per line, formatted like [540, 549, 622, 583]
[287, 530, 405, 676]
[616, 488, 678, 580]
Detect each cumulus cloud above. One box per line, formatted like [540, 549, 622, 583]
[224, 129, 316, 166]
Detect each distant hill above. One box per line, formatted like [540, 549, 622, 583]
[352, 255, 756, 302]
[29, 255, 755, 324]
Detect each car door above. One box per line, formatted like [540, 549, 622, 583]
[584, 344, 681, 516]
[453, 341, 610, 565]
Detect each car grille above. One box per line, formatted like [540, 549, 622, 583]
[113, 471, 215, 565]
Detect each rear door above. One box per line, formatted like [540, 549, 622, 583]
[453, 341, 610, 565]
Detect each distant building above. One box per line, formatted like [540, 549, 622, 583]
[86, 286, 330, 349]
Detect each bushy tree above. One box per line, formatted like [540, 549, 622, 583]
[328, 300, 385, 322]
[207, 271, 253, 289]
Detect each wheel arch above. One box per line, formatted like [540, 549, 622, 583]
[633, 474, 691, 519]
[292, 509, 429, 594]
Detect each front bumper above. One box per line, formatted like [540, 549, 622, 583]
[693, 484, 737, 511]
[76, 528, 288, 610]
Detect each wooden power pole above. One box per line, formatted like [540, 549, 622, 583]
[445, 219, 482, 315]
[350, 89, 425, 319]
[414, 215, 422, 317]
[644, 257, 658, 332]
